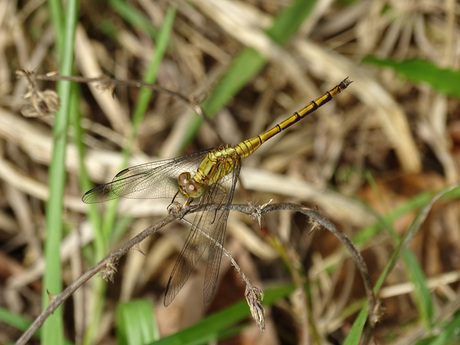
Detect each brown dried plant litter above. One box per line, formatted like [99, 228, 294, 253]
[2, 1, 460, 344]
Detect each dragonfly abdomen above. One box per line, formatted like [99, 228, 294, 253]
[233, 77, 352, 160]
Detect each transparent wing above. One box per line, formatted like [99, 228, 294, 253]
[203, 162, 240, 304]
[82, 149, 211, 203]
[164, 158, 241, 306]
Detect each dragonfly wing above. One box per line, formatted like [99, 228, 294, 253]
[163, 209, 208, 307]
[82, 150, 210, 203]
[202, 163, 240, 304]
[164, 158, 241, 306]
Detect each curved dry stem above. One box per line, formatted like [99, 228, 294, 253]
[16, 212, 179, 345]
[16, 201, 375, 344]
[16, 69, 230, 145]
[248, 202, 378, 335]
[180, 217, 266, 330]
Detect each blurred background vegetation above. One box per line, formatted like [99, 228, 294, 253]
[0, 0, 459, 344]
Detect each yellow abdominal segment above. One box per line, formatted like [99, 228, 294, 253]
[177, 78, 351, 199]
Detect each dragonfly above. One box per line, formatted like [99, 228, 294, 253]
[82, 77, 352, 306]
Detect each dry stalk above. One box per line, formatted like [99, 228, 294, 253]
[16, 201, 377, 344]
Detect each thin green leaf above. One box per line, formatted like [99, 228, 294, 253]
[404, 251, 433, 328]
[343, 305, 369, 345]
[353, 190, 435, 245]
[429, 311, 460, 345]
[82, 8, 176, 345]
[101, 6, 176, 241]
[178, 0, 319, 152]
[117, 300, 159, 345]
[42, 0, 79, 344]
[363, 57, 460, 98]
[0, 307, 36, 334]
[151, 284, 295, 345]
[415, 338, 437, 345]
[344, 185, 457, 344]
[109, 0, 158, 39]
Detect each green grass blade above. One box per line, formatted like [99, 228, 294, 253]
[414, 311, 460, 345]
[353, 190, 435, 245]
[363, 57, 460, 98]
[129, 6, 176, 143]
[41, 0, 79, 344]
[151, 284, 294, 345]
[266, 0, 317, 43]
[344, 185, 457, 344]
[428, 311, 460, 345]
[178, 0, 319, 152]
[0, 307, 37, 335]
[71, 79, 102, 260]
[116, 300, 159, 345]
[47, 0, 64, 51]
[403, 251, 433, 327]
[343, 305, 368, 345]
[0, 306, 76, 345]
[109, 0, 158, 39]
[353, 183, 460, 246]
[81, 8, 176, 345]
[100, 6, 176, 241]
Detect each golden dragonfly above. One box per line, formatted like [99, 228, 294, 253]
[83, 77, 352, 306]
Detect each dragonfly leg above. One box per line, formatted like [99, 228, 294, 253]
[167, 201, 183, 216]
[167, 190, 181, 210]
[167, 191, 197, 217]
[207, 182, 228, 225]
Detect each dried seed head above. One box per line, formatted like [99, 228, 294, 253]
[245, 286, 265, 331]
[22, 89, 60, 117]
[100, 260, 118, 283]
[17, 69, 60, 117]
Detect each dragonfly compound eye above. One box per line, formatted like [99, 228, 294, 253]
[178, 172, 191, 186]
[185, 181, 203, 198]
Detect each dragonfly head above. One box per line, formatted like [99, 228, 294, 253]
[178, 172, 204, 198]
